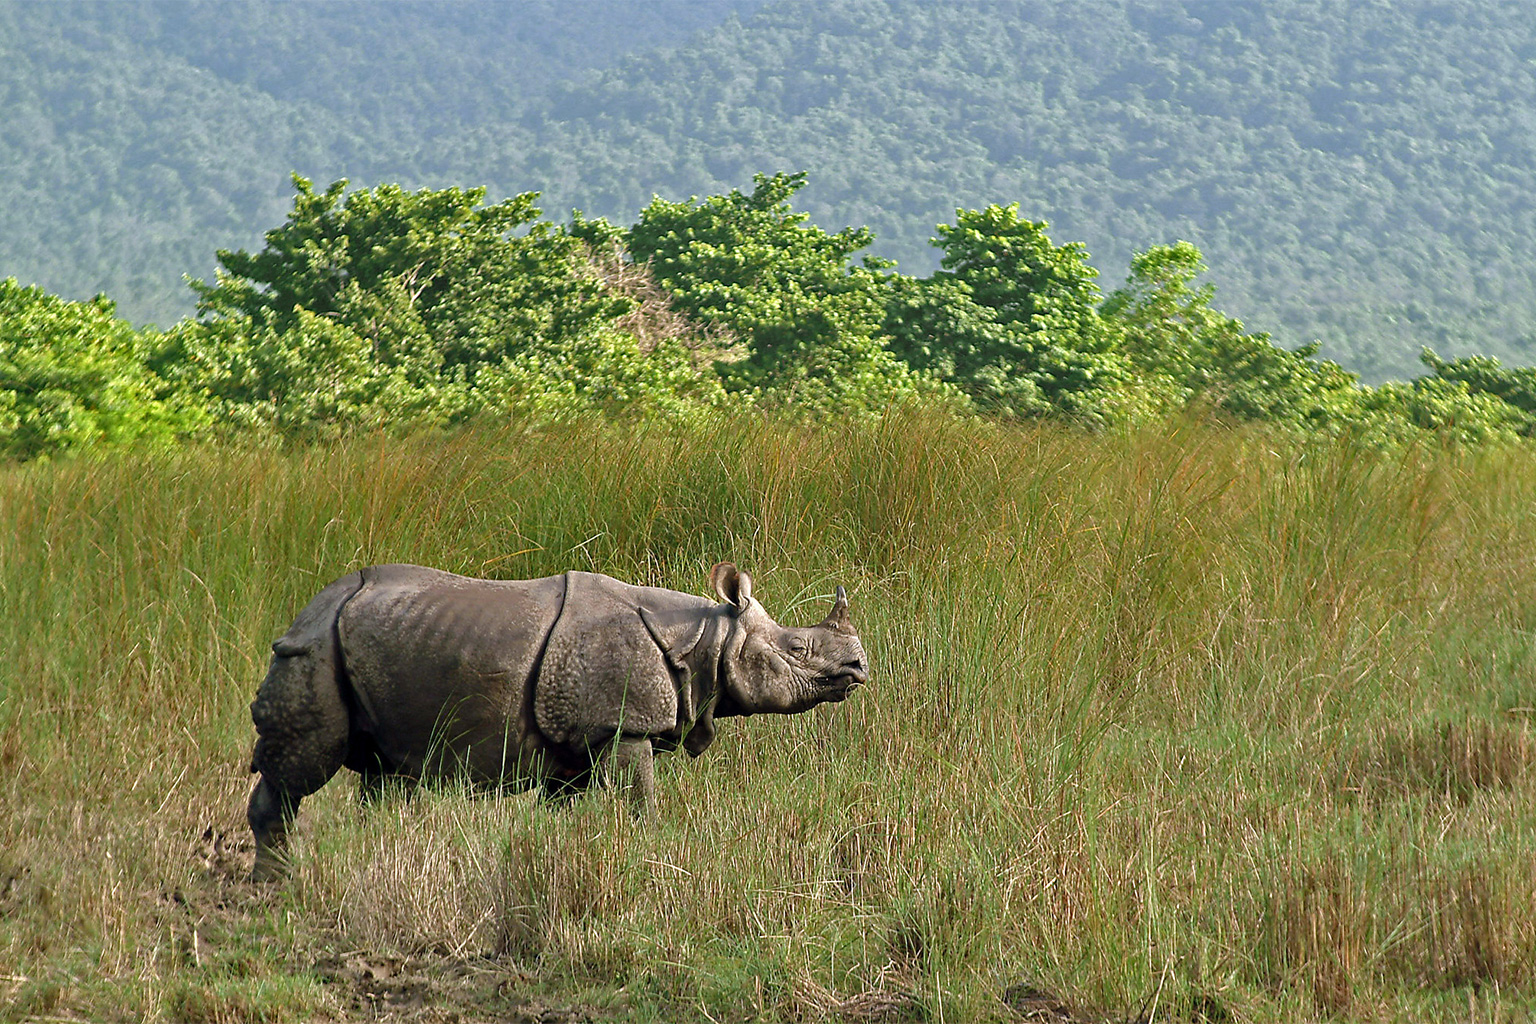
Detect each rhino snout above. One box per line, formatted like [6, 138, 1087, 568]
[822, 659, 867, 700]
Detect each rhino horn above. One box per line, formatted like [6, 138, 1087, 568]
[710, 562, 753, 610]
[825, 585, 852, 630]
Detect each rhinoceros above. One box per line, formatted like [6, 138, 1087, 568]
[246, 562, 866, 880]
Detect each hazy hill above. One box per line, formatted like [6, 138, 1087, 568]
[484, 0, 1536, 379]
[4, 0, 1536, 379]
[0, 0, 760, 327]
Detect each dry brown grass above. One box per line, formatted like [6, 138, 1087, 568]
[1334, 718, 1534, 804]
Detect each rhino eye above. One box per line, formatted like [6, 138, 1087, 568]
[787, 636, 808, 655]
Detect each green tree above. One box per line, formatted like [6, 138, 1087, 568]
[0, 279, 204, 460]
[152, 309, 441, 435]
[192, 175, 625, 374]
[163, 176, 718, 433]
[623, 172, 947, 413]
[1102, 242, 1364, 428]
[886, 205, 1126, 422]
[1419, 348, 1536, 434]
[1359, 376, 1529, 446]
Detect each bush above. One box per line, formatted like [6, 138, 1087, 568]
[624, 172, 953, 415]
[0, 278, 204, 460]
[888, 205, 1128, 424]
[162, 177, 725, 435]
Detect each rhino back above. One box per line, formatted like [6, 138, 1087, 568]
[337, 564, 566, 780]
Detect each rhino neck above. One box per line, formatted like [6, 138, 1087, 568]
[637, 604, 733, 755]
[707, 612, 749, 719]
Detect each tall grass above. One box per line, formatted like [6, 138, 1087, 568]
[2, 410, 1534, 1021]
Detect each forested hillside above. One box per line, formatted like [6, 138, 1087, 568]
[514, 0, 1536, 380]
[4, 0, 1536, 379]
[0, 0, 760, 328]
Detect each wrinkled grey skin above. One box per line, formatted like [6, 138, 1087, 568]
[246, 562, 866, 881]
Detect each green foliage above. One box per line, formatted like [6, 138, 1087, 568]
[625, 171, 948, 413]
[1362, 376, 1532, 447]
[504, 0, 1536, 381]
[163, 177, 720, 434]
[1194, 336, 1363, 430]
[10, 169, 1536, 457]
[0, 279, 204, 460]
[934, 205, 1110, 349]
[1093, 244, 1536, 443]
[1421, 349, 1536, 433]
[468, 325, 729, 423]
[1103, 242, 1365, 429]
[886, 205, 1126, 422]
[0, 0, 758, 328]
[884, 275, 1053, 419]
[12, 2, 1536, 378]
[152, 310, 435, 435]
[1104, 241, 1230, 396]
[192, 175, 626, 373]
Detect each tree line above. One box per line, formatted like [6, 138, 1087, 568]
[4, 172, 1533, 461]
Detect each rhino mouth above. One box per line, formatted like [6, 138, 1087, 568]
[821, 668, 867, 700]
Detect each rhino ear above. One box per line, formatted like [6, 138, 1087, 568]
[710, 562, 753, 610]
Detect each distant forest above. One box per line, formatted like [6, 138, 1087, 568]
[4, 0, 1536, 381]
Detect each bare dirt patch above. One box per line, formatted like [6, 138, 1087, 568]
[310, 950, 601, 1023]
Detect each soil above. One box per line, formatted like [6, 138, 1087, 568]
[309, 950, 599, 1023]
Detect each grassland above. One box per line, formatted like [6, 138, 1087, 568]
[1, 410, 1534, 1022]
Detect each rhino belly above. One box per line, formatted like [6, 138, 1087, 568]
[336, 565, 565, 782]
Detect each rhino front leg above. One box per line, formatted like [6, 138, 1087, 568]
[604, 736, 657, 816]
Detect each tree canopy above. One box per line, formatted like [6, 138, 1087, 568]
[0, 280, 203, 460]
[623, 172, 941, 412]
[7, 170, 1536, 459]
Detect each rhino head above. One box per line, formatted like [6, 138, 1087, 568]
[710, 562, 867, 717]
